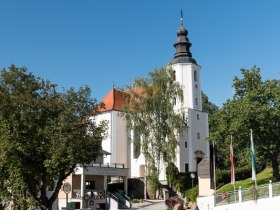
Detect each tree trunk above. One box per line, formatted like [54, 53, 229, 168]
[272, 158, 280, 181]
[39, 201, 52, 210]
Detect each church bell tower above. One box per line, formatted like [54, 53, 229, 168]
[172, 11, 209, 173]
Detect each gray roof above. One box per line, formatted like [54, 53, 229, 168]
[171, 25, 197, 65]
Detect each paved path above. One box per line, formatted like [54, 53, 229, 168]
[131, 200, 166, 210]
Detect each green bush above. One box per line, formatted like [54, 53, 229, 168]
[185, 186, 198, 203]
[216, 165, 252, 188]
[166, 162, 197, 193]
[131, 199, 144, 203]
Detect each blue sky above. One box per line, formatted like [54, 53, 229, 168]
[1, 0, 280, 107]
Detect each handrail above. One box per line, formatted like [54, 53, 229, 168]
[108, 192, 119, 202]
[89, 163, 125, 168]
[215, 180, 280, 206]
[123, 194, 131, 201]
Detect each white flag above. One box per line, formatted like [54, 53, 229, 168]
[250, 129, 257, 181]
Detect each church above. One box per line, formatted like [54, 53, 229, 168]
[56, 14, 210, 210]
[96, 15, 209, 182]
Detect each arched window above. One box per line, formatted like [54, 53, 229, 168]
[194, 70, 198, 82]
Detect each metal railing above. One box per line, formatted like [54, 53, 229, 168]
[272, 182, 280, 197]
[215, 190, 238, 206]
[214, 181, 280, 206]
[89, 163, 125, 168]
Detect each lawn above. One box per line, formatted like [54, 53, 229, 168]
[216, 167, 273, 194]
[214, 167, 276, 206]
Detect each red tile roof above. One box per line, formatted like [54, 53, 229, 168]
[99, 89, 128, 112]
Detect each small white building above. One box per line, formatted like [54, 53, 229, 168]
[57, 151, 129, 210]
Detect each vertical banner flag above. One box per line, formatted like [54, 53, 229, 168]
[250, 129, 257, 181]
[230, 137, 235, 185]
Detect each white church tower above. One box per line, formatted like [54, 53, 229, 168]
[171, 13, 209, 173]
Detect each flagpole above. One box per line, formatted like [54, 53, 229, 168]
[250, 129, 257, 188]
[230, 135, 236, 201]
[213, 140, 216, 191]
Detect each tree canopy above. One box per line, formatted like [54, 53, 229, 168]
[121, 66, 185, 195]
[209, 66, 280, 181]
[202, 91, 219, 115]
[0, 65, 107, 209]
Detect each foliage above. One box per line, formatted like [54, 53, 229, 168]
[131, 199, 144, 203]
[216, 167, 273, 193]
[209, 66, 280, 181]
[121, 65, 185, 190]
[202, 91, 219, 115]
[166, 163, 196, 193]
[185, 186, 198, 203]
[0, 65, 107, 210]
[147, 164, 160, 199]
[166, 162, 180, 187]
[216, 165, 252, 189]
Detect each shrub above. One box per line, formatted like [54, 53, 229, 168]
[185, 186, 198, 203]
[166, 163, 198, 193]
[131, 199, 144, 203]
[216, 165, 252, 188]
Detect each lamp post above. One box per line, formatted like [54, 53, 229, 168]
[190, 173, 195, 188]
[63, 182, 71, 209]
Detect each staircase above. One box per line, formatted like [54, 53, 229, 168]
[108, 191, 131, 209]
[161, 184, 178, 198]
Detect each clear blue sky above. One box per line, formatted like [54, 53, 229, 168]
[1, 0, 280, 107]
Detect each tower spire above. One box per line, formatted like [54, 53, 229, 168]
[171, 10, 197, 64]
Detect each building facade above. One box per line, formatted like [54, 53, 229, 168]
[57, 17, 210, 210]
[97, 20, 209, 182]
[172, 23, 209, 174]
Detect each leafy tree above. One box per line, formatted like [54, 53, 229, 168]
[0, 65, 107, 209]
[209, 66, 280, 181]
[202, 91, 219, 115]
[122, 65, 185, 194]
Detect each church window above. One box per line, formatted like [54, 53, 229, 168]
[185, 141, 188, 148]
[185, 163, 189, 173]
[197, 132, 200, 139]
[195, 98, 198, 105]
[194, 70, 198, 82]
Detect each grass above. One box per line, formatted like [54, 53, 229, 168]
[216, 167, 273, 194]
[214, 167, 274, 206]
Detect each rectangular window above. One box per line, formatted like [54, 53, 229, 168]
[85, 181, 95, 190]
[185, 163, 189, 173]
[185, 141, 187, 148]
[195, 98, 198, 105]
[197, 132, 200, 139]
[197, 114, 199, 120]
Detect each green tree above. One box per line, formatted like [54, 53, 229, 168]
[122, 65, 185, 196]
[0, 65, 107, 209]
[202, 91, 219, 115]
[209, 66, 280, 181]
